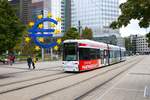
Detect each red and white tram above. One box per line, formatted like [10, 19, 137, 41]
[62, 39, 126, 72]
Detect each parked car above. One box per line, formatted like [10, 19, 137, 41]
[0, 56, 8, 64]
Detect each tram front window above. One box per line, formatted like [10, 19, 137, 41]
[63, 43, 78, 61]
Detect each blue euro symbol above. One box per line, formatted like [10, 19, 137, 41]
[28, 18, 58, 48]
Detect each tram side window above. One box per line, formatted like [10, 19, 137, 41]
[100, 50, 104, 58]
[90, 48, 100, 59]
[109, 50, 112, 58]
[116, 50, 120, 57]
[121, 51, 125, 57]
[109, 50, 113, 58]
[97, 49, 101, 59]
[79, 48, 100, 60]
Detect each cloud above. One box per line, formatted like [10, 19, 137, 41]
[120, 20, 149, 37]
[119, 0, 149, 37]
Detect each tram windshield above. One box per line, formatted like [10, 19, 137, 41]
[63, 43, 78, 61]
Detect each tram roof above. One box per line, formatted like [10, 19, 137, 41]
[64, 39, 107, 49]
[108, 44, 120, 50]
[64, 39, 106, 45]
[63, 39, 125, 50]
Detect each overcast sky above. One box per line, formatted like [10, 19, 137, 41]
[119, 0, 149, 37]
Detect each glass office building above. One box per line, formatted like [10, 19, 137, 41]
[71, 0, 120, 38]
[31, 0, 64, 37]
[61, 0, 72, 33]
[9, 0, 32, 24]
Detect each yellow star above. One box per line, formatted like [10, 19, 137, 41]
[37, 15, 43, 19]
[57, 38, 62, 44]
[38, 37, 44, 42]
[50, 23, 56, 28]
[38, 24, 43, 29]
[25, 37, 31, 43]
[56, 17, 61, 22]
[54, 46, 59, 51]
[35, 46, 40, 51]
[29, 21, 34, 27]
[47, 12, 52, 18]
[54, 29, 61, 34]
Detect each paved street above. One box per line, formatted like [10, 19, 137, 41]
[0, 55, 150, 100]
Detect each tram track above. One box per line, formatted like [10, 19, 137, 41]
[0, 57, 138, 97]
[0, 72, 64, 87]
[0, 73, 76, 94]
[31, 57, 142, 100]
[75, 58, 144, 100]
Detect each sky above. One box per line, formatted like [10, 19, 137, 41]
[119, 0, 149, 37]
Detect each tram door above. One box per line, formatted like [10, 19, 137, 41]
[100, 49, 108, 66]
[104, 50, 109, 66]
[100, 50, 104, 66]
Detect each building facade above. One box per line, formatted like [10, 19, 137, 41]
[31, 1, 44, 21]
[61, 0, 72, 33]
[136, 36, 150, 54]
[71, 0, 120, 38]
[128, 35, 150, 55]
[9, 0, 32, 24]
[20, 0, 32, 24]
[31, 0, 64, 37]
[9, 0, 20, 17]
[130, 35, 137, 54]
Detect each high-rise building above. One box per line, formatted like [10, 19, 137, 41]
[20, 0, 32, 24]
[71, 0, 120, 38]
[31, 0, 64, 37]
[9, 0, 32, 24]
[31, 0, 44, 21]
[61, 0, 71, 33]
[8, 0, 20, 17]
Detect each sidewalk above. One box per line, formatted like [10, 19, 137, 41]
[0, 61, 62, 76]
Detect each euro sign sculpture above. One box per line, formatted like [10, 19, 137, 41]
[28, 15, 61, 49]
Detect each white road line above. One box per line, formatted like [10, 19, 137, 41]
[144, 86, 150, 97]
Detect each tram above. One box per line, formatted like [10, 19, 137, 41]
[62, 39, 126, 72]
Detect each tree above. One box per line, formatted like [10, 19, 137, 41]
[0, 0, 26, 54]
[124, 37, 132, 55]
[108, 35, 117, 45]
[63, 27, 80, 40]
[81, 27, 93, 39]
[21, 39, 39, 56]
[110, 0, 150, 44]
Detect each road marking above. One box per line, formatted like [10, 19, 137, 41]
[144, 86, 150, 97]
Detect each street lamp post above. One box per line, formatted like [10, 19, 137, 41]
[78, 20, 82, 38]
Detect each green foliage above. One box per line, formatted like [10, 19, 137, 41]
[63, 27, 80, 40]
[110, 0, 150, 45]
[124, 37, 132, 53]
[110, 0, 150, 29]
[0, 0, 26, 54]
[108, 35, 117, 45]
[21, 39, 40, 56]
[81, 27, 93, 39]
